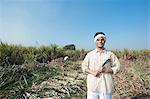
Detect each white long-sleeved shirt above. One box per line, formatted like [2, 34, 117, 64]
[81, 49, 121, 93]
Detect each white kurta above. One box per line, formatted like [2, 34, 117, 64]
[82, 49, 121, 93]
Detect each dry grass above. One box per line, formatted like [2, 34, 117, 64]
[0, 43, 149, 98]
[23, 56, 149, 98]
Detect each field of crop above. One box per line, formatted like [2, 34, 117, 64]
[0, 42, 149, 98]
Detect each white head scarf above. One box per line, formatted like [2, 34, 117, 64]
[94, 34, 106, 42]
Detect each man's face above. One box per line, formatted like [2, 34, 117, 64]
[95, 37, 106, 48]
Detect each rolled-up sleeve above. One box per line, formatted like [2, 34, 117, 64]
[81, 53, 90, 74]
[110, 53, 121, 74]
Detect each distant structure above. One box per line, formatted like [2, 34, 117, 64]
[64, 56, 69, 61]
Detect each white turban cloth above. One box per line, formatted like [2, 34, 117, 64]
[94, 34, 106, 42]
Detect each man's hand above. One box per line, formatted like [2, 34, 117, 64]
[92, 67, 105, 77]
[101, 67, 107, 72]
[85, 66, 113, 77]
[85, 68, 100, 77]
[92, 70, 99, 77]
[101, 67, 113, 74]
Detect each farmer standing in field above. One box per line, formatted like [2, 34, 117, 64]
[82, 32, 121, 99]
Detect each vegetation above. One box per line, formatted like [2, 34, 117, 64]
[0, 42, 149, 98]
[63, 44, 76, 50]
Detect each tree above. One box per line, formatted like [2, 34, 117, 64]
[63, 44, 76, 50]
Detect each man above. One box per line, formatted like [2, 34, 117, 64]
[82, 32, 121, 99]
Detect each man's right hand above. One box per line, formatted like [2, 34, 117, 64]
[92, 70, 100, 77]
[92, 67, 105, 77]
[85, 67, 105, 77]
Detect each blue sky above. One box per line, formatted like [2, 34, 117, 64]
[0, 0, 149, 50]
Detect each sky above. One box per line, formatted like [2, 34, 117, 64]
[0, 0, 149, 50]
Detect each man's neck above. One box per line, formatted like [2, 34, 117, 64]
[96, 47, 105, 52]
